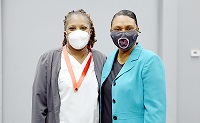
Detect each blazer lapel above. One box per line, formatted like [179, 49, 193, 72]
[101, 43, 143, 85]
[101, 50, 118, 86]
[114, 43, 143, 80]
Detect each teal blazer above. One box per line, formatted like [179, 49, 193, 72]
[100, 43, 166, 123]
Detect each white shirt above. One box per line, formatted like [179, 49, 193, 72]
[58, 51, 99, 123]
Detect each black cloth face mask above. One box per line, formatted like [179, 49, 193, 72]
[110, 30, 138, 51]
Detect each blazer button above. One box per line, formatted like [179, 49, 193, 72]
[113, 82, 116, 86]
[112, 99, 116, 103]
[113, 116, 117, 120]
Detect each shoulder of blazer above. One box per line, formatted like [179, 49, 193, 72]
[40, 47, 62, 58]
[39, 47, 62, 68]
[91, 49, 107, 64]
[91, 49, 107, 58]
[140, 48, 161, 61]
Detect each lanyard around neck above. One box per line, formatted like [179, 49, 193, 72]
[63, 45, 92, 92]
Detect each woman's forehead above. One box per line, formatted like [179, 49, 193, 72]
[112, 15, 136, 26]
[67, 14, 89, 25]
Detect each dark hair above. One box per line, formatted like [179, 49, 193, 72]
[111, 10, 138, 27]
[62, 9, 96, 48]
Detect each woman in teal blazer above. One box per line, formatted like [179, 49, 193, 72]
[100, 10, 166, 123]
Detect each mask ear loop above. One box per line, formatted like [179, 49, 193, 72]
[136, 27, 141, 33]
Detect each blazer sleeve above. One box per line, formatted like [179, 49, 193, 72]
[32, 54, 48, 123]
[142, 55, 166, 123]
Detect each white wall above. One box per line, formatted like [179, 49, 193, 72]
[162, 0, 178, 122]
[177, 0, 200, 122]
[2, 0, 200, 123]
[0, 0, 3, 123]
[163, 0, 200, 122]
[2, 0, 161, 123]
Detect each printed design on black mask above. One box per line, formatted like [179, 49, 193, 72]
[110, 30, 138, 51]
[118, 37, 129, 49]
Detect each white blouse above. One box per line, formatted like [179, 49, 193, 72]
[58, 51, 99, 123]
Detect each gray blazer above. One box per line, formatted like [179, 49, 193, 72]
[32, 47, 106, 123]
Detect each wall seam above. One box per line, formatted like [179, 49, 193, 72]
[0, 0, 3, 122]
[158, 0, 163, 58]
[162, 0, 178, 122]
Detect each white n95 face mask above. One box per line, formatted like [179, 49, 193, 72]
[68, 30, 90, 50]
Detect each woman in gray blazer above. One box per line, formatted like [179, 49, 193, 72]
[32, 9, 106, 123]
